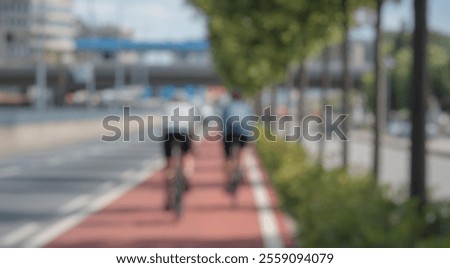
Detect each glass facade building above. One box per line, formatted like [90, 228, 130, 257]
[0, 0, 76, 65]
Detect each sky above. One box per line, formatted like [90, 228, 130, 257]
[74, 0, 450, 42]
[74, 0, 206, 41]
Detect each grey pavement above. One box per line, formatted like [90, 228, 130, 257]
[351, 129, 450, 157]
[0, 130, 164, 247]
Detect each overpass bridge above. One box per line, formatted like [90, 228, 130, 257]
[0, 38, 372, 99]
[0, 63, 221, 90]
[0, 62, 370, 91]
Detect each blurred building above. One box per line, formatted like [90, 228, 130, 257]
[75, 22, 137, 64]
[77, 21, 133, 40]
[0, 0, 76, 66]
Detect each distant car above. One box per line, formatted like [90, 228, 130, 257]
[388, 120, 439, 138]
[388, 120, 411, 137]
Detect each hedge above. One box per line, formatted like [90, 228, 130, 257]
[255, 133, 450, 247]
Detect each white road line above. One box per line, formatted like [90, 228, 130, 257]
[0, 223, 39, 247]
[45, 157, 64, 167]
[58, 195, 91, 214]
[71, 151, 85, 158]
[0, 166, 21, 179]
[22, 158, 164, 248]
[141, 160, 155, 168]
[88, 147, 103, 156]
[245, 151, 284, 248]
[120, 169, 137, 179]
[99, 181, 116, 191]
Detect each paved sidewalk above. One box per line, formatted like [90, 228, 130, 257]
[46, 140, 294, 248]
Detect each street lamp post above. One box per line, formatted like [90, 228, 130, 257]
[86, 62, 96, 108]
[35, 50, 47, 111]
[35, 0, 47, 111]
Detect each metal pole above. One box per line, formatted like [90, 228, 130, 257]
[115, 57, 125, 91]
[319, 47, 331, 164]
[86, 62, 96, 108]
[35, 0, 47, 111]
[36, 52, 47, 111]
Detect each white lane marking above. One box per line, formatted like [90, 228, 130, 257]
[0, 166, 21, 179]
[45, 157, 64, 167]
[88, 147, 103, 156]
[58, 195, 91, 214]
[245, 151, 284, 248]
[71, 151, 84, 158]
[99, 181, 116, 191]
[120, 169, 137, 179]
[0, 223, 39, 247]
[141, 160, 154, 168]
[22, 158, 164, 248]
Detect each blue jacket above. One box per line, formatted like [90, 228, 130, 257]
[222, 100, 254, 138]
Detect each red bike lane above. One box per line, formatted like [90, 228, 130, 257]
[46, 140, 295, 248]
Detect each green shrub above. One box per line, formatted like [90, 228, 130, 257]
[417, 203, 450, 247]
[293, 171, 420, 247]
[256, 132, 308, 175]
[255, 134, 450, 248]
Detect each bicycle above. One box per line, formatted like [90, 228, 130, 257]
[226, 139, 244, 201]
[168, 140, 187, 219]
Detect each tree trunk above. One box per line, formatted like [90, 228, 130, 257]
[298, 63, 308, 137]
[410, 0, 428, 206]
[373, 0, 385, 181]
[341, 0, 351, 168]
[254, 90, 263, 117]
[318, 47, 331, 164]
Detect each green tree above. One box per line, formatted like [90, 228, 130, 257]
[190, 0, 350, 94]
[191, 0, 375, 170]
[364, 30, 450, 112]
[429, 44, 450, 102]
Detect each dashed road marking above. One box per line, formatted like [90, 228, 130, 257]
[58, 195, 91, 214]
[88, 147, 104, 156]
[99, 181, 116, 191]
[0, 223, 39, 247]
[120, 169, 137, 179]
[45, 157, 64, 167]
[0, 166, 21, 179]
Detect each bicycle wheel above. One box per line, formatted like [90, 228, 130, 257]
[229, 168, 243, 194]
[227, 140, 242, 195]
[170, 141, 184, 219]
[173, 169, 184, 219]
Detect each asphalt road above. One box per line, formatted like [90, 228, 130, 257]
[0, 131, 164, 247]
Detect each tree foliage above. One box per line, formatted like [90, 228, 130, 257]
[189, 0, 371, 95]
[364, 31, 450, 111]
